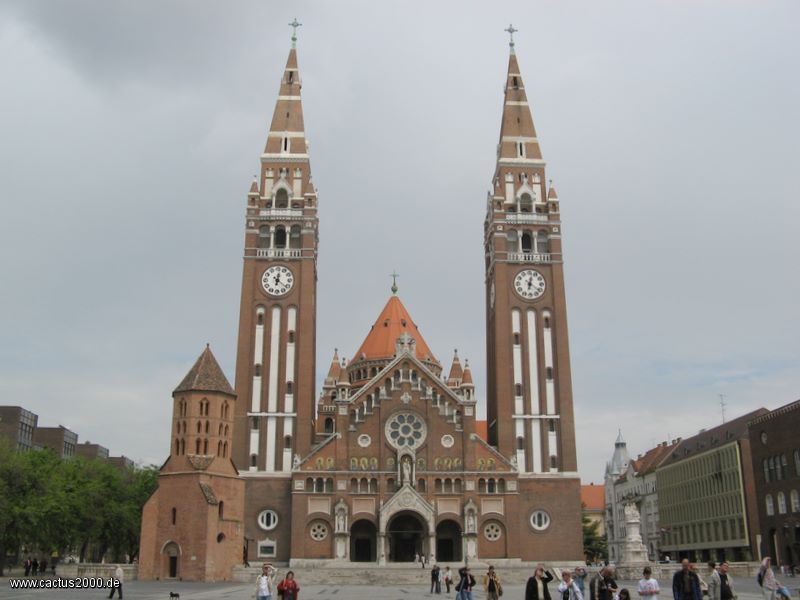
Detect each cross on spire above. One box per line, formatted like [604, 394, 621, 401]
[289, 18, 302, 48]
[504, 24, 518, 53]
[390, 270, 399, 295]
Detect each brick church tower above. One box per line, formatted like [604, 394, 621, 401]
[139, 346, 245, 581]
[483, 31, 582, 558]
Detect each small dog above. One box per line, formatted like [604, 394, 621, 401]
[169, 593, 180, 599]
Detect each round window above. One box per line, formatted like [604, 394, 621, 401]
[385, 412, 427, 450]
[529, 510, 551, 531]
[258, 509, 278, 531]
[484, 522, 502, 541]
[441, 434, 455, 448]
[358, 434, 371, 448]
[309, 521, 328, 541]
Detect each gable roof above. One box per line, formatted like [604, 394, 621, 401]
[353, 295, 438, 365]
[173, 345, 235, 397]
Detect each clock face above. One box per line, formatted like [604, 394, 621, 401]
[261, 265, 294, 296]
[514, 269, 546, 300]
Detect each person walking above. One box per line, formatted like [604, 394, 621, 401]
[717, 562, 736, 600]
[31, 558, 38, 576]
[526, 564, 555, 600]
[255, 563, 278, 600]
[558, 570, 584, 600]
[574, 567, 588, 598]
[706, 563, 721, 600]
[456, 566, 476, 600]
[759, 557, 781, 600]
[277, 570, 300, 600]
[638, 566, 660, 600]
[591, 567, 618, 600]
[108, 564, 124, 599]
[24, 557, 31, 577]
[672, 559, 702, 600]
[484, 566, 503, 600]
[431, 564, 441, 594]
[444, 566, 453, 594]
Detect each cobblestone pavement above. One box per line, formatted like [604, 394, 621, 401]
[0, 576, 794, 600]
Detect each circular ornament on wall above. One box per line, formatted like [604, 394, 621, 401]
[385, 412, 427, 450]
[441, 434, 455, 448]
[357, 434, 371, 448]
[484, 522, 502, 541]
[257, 509, 278, 531]
[529, 510, 551, 531]
[309, 521, 328, 541]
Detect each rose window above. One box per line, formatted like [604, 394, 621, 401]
[484, 522, 502, 541]
[385, 412, 427, 450]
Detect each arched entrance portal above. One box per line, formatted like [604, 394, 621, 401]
[436, 520, 462, 562]
[350, 520, 377, 562]
[162, 541, 180, 579]
[388, 512, 426, 562]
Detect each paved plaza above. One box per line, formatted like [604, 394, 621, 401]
[0, 576, 784, 600]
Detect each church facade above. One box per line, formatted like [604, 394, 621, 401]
[139, 30, 583, 580]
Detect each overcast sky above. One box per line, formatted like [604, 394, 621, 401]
[1, 1, 798, 482]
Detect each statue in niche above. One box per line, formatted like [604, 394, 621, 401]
[292, 453, 301, 470]
[466, 512, 476, 533]
[402, 457, 413, 486]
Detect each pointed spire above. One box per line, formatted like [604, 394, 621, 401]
[248, 176, 259, 196]
[461, 359, 474, 386]
[324, 349, 341, 386]
[174, 346, 235, 397]
[263, 44, 308, 158]
[548, 183, 558, 200]
[447, 349, 463, 387]
[616, 429, 625, 446]
[496, 49, 543, 167]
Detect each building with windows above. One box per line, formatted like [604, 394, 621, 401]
[605, 437, 678, 562]
[33, 425, 78, 458]
[0, 405, 38, 451]
[138, 28, 585, 581]
[657, 409, 767, 562]
[76, 441, 110, 460]
[748, 399, 800, 570]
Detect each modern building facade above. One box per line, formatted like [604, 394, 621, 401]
[748, 399, 800, 569]
[33, 425, 78, 458]
[76, 441, 110, 460]
[139, 30, 585, 580]
[0, 406, 38, 451]
[657, 409, 767, 562]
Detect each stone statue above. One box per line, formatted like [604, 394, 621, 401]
[510, 454, 519, 470]
[402, 458, 412, 485]
[466, 512, 475, 532]
[292, 453, 301, 470]
[336, 511, 345, 532]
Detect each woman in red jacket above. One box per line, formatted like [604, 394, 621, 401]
[277, 570, 300, 600]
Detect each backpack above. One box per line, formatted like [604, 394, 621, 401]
[756, 571, 763, 587]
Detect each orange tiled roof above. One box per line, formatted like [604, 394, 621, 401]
[581, 484, 605, 511]
[475, 420, 488, 442]
[353, 295, 438, 364]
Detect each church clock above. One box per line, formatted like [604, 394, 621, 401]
[261, 265, 295, 296]
[513, 269, 545, 300]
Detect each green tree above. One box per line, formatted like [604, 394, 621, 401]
[583, 506, 607, 563]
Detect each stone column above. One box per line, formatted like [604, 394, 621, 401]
[378, 532, 387, 566]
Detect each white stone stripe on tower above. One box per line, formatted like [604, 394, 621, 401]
[511, 309, 523, 415]
[249, 428, 259, 471]
[526, 309, 540, 415]
[265, 416, 277, 472]
[285, 307, 296, 414]
[549, 422, 559, 472]
[531, 419, 542, 474]
[543, 310, 555, 415]
[267, 306, 281, 412]
[282, 418, 293, 471]
[252, 308, 265, 412]
[515, 418, 527, 472]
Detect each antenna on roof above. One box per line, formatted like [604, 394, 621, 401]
[719, 394, 727, 423]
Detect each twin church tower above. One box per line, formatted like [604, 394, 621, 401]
[139, 27, 582, 580]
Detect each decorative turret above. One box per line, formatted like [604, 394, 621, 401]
[447, 350, 463, 389]
[461, 359, 475, 401]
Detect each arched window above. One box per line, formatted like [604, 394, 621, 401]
[284, 435, 292, 449]
[778, 492, 787, 514]
[498, 478, 506, 493]
[435, 478, 443, 493]
[218, 423, 223, 436]
[286, 381, 293, 394]
[180, 439, 185, 454]
[536, 230, 549, 254]
[275, 188, 289, 208]
[324, 418, 334, 433]
[258, 226, 270, 248]
[790, 489, 799, 513]
[257, 311, 264, 326]
[766, 494, 775, 516]
[521, 232, 533, 253]
[289, 225, 301, 249]
[171, 507, 177, 525]
[454, 479, 463, 493]
[223, 402, 229, 419]
[274, 225, 287, 249]
[174, 439, 179, 455]
[315, 478, 325, 493]
[488, 479, 496, 493]
[217, 440, 222, 455]
[517, 436, 525, 450]
[224, 425, 229, 437]
[288, 331, 295, 343]
[223, 442, 228, 457]
[795, 449, 800, 476]
[250, 454, 257, 467]
[251, 417, 258, 430]
[218, 500, 224, 518]
[205, 420, 209, 434]
[418, 478, 426, 492]
[478, 478, 487, 493]
[515, 383, 523, 396]
[203, 439, 209, 454]
[196, 439, 201, 454]
[519, 193, 533, 213]
[196, 421, 201, 434]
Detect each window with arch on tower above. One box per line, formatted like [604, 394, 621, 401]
[274, 225, 287, 248]
[258, 226, 270, 249]
[289, 225, 301, 249]
[275, 188, 289, 208]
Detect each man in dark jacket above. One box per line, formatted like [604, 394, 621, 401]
[456, 567, 477, 600]
[526, 565, 555, 600]
[673, 559, 703, 600]
[590, 567, 618, 600]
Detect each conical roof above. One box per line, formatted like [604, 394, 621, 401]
[174, 345, 235, 397]
[264, 48, 307, 156]
[324, 349, 341, 386]
[495, 51, 543, 168]
[353, 296, 438, 365]
[447, 350, 463, 385]
[461, 360, 474, 386]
